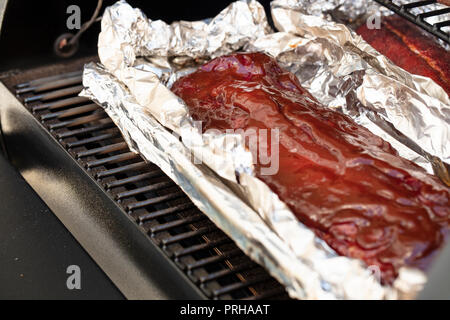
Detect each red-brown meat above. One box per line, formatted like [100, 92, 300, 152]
[171, 52, 450, 284]
[357, 15, 450, 97]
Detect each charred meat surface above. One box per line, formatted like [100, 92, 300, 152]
[357, 15, 450, 97]
[172, 52, 450, 284]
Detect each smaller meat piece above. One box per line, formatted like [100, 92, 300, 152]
[357, 15, 450, 97]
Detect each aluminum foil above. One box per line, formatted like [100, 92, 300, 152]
[279, 0, 450, 31]
[269, 0, 450, 180]
[270, 0, 450, 102]
[81, 63, 398, 300]
[98, 0, 271, 77]
[81, 63, 325, 300]
[79, 0, 450, 299]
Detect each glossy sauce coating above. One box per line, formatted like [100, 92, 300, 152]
[171, 52, 450, 284]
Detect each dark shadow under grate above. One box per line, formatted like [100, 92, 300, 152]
[14, 70, 289, 300]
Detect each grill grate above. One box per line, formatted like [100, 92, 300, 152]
[373, 0, 450, 43]
[14, 70, 289, 300]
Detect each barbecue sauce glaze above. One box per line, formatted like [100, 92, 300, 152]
[171, 52, 450, 284]
[357, 15, 450, 97]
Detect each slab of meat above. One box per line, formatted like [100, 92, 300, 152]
[438, 0, 450, 6]
[356, 15, 450, 97]
[171, 52, 450, 284]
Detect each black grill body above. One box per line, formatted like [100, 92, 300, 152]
[0, 59, 288, 300]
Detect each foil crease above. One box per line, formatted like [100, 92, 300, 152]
[270, 0, 450, 177]
[99, 0, 271, 76]
[81, 62, 400, 300]
[275, 0, 450, 32]
[80, 63, 326, 300]
[81, 61, 396, 300]
[79, 0, 450, 299]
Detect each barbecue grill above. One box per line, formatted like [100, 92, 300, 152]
[1, 58, 289, 300]
[0, 0, 449, 300]
[374, 0, 450, 44]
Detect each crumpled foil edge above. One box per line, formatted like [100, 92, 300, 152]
[81, 62, 371, 300]
[80, 0, 450, 299]
[270, 0, 450, 172]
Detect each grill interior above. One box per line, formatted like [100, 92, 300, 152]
[13, 69, 289, 300]
[374, 0, 450, 43]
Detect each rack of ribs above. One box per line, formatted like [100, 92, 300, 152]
[172, 52, 450, 284]
[357, 15, 450, 97]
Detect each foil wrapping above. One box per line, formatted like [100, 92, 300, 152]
[80, 0, 450, 299]
[269, 0, 450, 178]
[81, 63, 324, 299]
[285, 0, 450, 54]
[82, 62, 397, 300]
[274, 0, 450, 25]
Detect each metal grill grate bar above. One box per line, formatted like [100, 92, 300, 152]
[105, 170, 162, 189]
[436, 19, 450, 27]
[116, 180, 174, 200]
[161, 225, 216, 246]
[48, 112, 107, 130]
[15, 70, 289, 300]
[32, 96, 89, 112]
[56, 122, 115, 139]
[76, 142, 128, 158]
[212, 274, 273, 298]
[171, 237, 231, 258]
[15, 70, 82, 89]
[16, 75, 83, 94]
[127, 191, 185, 211]
[95, 161, 149, 179]
[41, 103, 99, 120]
[145, 213, 205, 234]
[24, 85, 84, 103]
[374, 0, 450, 44]
[86, 151, 138, 168]
[66, 132, 120, 149]
[419, 7, 450, 18]
[186, 248, 242, 271]
[137, 202, 195, 223]
[198, 262, 256, 283]
[402, 0, 436, 9]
